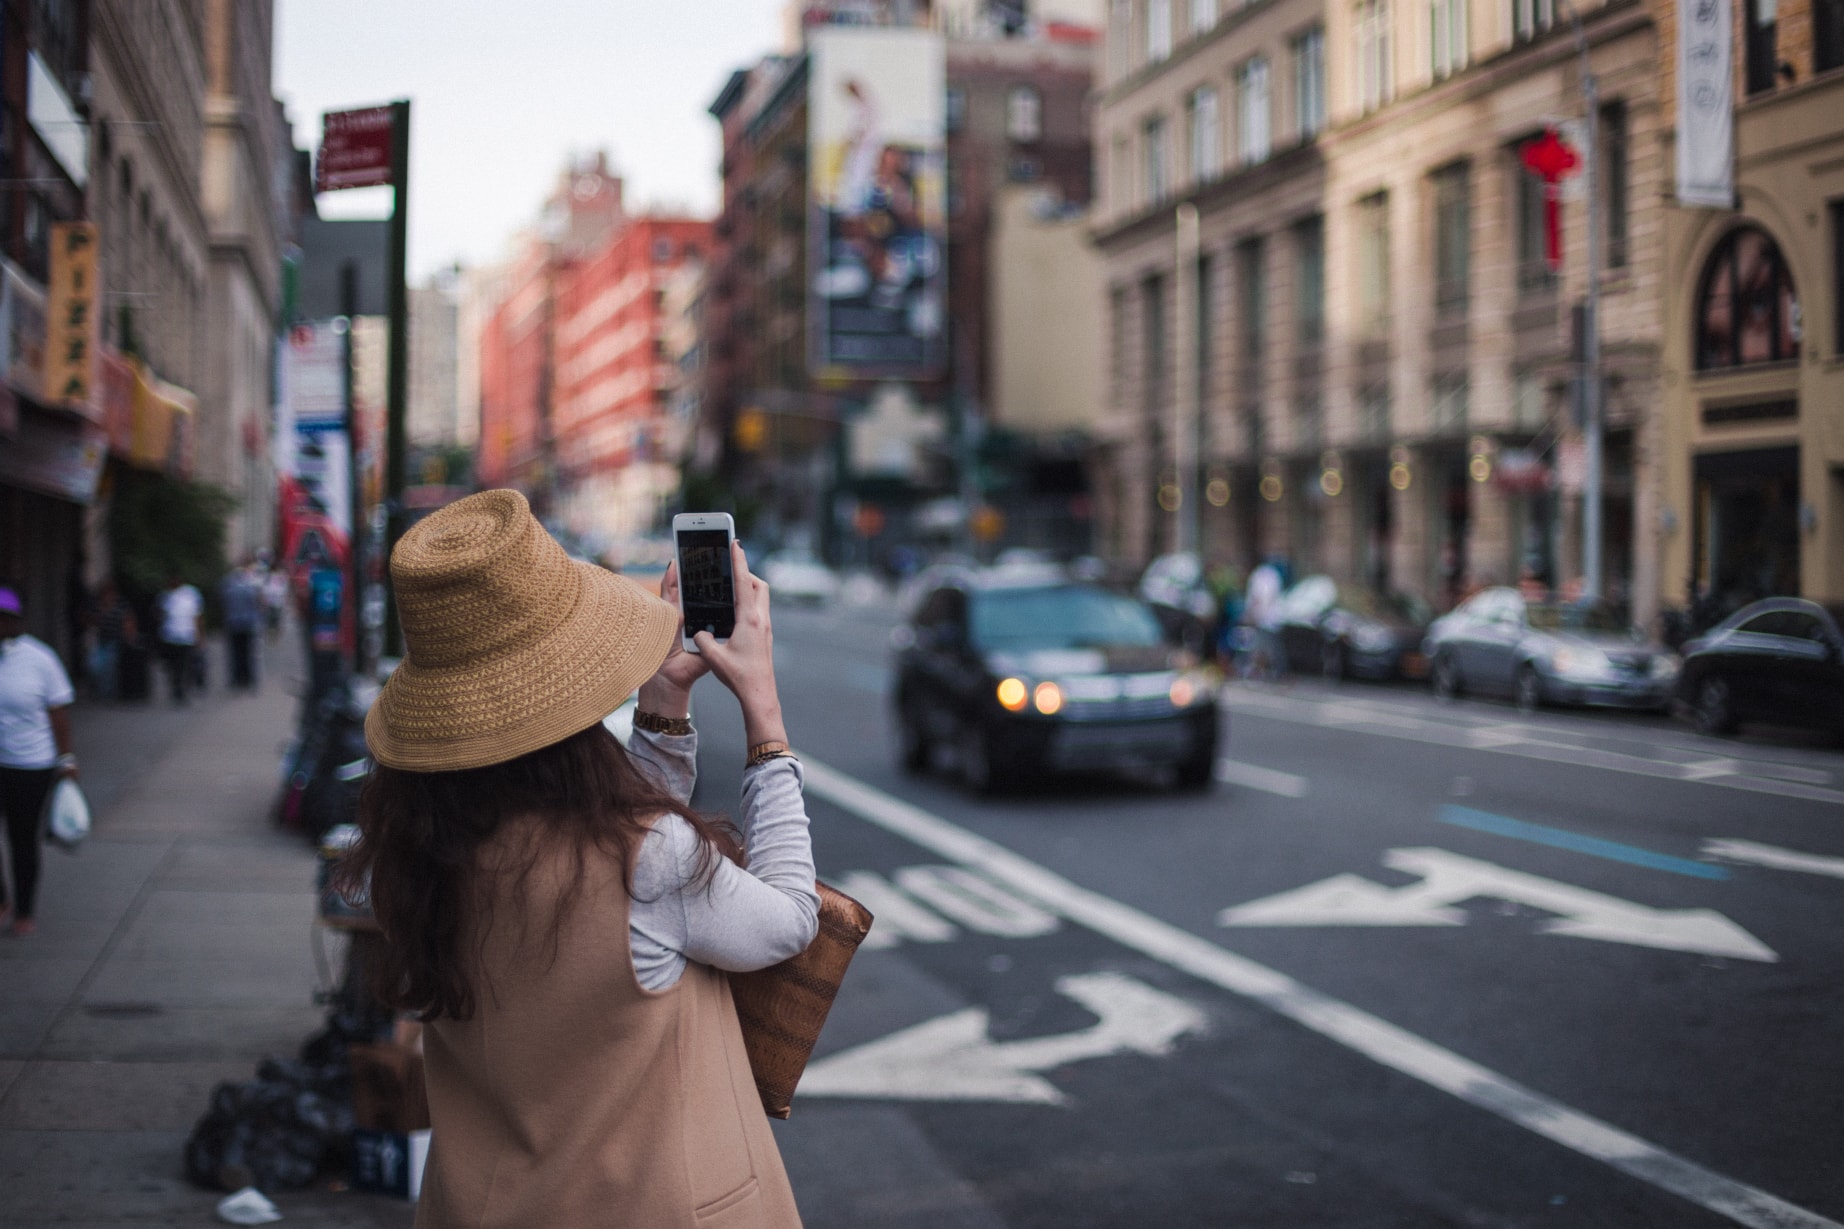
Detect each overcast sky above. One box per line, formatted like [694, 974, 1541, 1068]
[275, 1, 786, 280]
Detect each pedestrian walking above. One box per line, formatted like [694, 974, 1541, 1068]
[85, 579, 136, 701]
[218, 561, 262, 691]
[262, 565, 289, 641]
[1240, 558, 1286, 680]
[0, 583, 77, 938]
[156, 574, 203, 706]
[339, 490, 814, 1227]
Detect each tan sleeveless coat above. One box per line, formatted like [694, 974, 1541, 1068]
[414, 822, 804, 1228]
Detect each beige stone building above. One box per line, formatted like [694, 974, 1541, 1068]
[1656, 0, 1844, 610]
[1094, 0, 1669, 617]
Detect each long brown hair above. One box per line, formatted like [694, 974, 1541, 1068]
[337, 721, 742, 1021]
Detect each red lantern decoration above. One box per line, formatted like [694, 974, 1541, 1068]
[1520, 128, 1582, 271]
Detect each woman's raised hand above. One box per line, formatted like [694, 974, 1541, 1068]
[692, 542, 788, 749]
[637, 560, 708, 718]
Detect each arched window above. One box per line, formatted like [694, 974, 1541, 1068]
[1696, 226, 1800, 370]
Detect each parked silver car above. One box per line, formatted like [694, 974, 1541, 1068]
[1424, 587, 1677, 712]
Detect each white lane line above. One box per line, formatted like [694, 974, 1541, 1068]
[802, 758, 1841, 1229]
[1223, 693, 1844, 806]
[1704, 838, 1844, 881]
[1214, 759, 1310, 798]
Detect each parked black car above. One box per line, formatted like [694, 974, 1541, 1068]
[893, 572, 1221, 793]
[1677, 597, 1844, 739]
[1272, 575, 1434, 680]
[1423, 587, 1677, 712]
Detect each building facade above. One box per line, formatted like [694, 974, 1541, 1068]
[1094, 0, 1667, 619]
[1656, 0, 1844, 610]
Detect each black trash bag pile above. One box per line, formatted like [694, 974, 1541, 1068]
[184, 1005, 374, 1193]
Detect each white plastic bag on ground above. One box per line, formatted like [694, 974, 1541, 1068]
[43, 778, 90, 850]
[216, 1186, 282, 1225]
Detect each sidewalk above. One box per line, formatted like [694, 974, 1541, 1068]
[0, 634, 412, 1228]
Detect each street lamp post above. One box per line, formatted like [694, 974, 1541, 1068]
[1573, 12, 1603, 604]
[1174, 201, 1201, 556]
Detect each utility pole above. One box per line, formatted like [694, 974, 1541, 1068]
[1174, 201, 1201, 555]
[1575, 20, 1603, 603]
[383, 99, 411, 658]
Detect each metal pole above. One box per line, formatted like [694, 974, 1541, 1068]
[383, 100, 411, 659]
[340, 265, 360, 676]
[1576, 19, 1603, 603]
[1174, 202, 1200, 555]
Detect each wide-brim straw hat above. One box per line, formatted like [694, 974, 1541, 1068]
[365, 489, 679, 772]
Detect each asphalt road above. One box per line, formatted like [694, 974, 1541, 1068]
[687, 596, 1844, 1229]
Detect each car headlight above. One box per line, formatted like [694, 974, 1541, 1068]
[1551, 647, 1611, 678]
[1033, 681, 1064, 714]
[1650, 654, 1681, 680]
[996, 677, 1029, 711]
[1168, 670, 1214, 708]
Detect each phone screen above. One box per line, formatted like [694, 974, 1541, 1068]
[677, 530, 736, 640]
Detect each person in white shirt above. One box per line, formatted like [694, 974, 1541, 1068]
[0, 583, 77, 938]
[156, 574, 203, 705]
[1240, 561, 1286, 680]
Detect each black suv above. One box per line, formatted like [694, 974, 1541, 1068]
[893, 571, 1221, 793]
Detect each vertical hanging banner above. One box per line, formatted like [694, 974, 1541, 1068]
[45, 221, 99, 412]
[1676, 0, 1733, 208]
[281, 320, 352, 579]
[316, 106, 396, 191]
[808, 27, 948, 381]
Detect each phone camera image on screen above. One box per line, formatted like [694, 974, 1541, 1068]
[678, 530, 736, 639]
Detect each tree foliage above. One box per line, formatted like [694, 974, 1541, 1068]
[108, 469, 239, 606]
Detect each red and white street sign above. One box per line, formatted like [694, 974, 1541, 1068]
[316, 106, 395, 192]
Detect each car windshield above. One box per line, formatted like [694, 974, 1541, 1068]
[1340, 587, 1431, 625]
[1527, 602, 1633, 634]
[970, 586, 1165, 650]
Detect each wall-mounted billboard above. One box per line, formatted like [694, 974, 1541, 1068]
[808, 27, 947, 381]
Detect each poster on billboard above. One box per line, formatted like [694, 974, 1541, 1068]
[281, 320, 351, 578]
[808, 27, 947, 381]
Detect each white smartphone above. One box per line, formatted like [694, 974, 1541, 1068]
[672, 511, 737, 653]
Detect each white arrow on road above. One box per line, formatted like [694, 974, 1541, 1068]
[797, 971, 1206, 1106]
[1703, 838, 1844, 881]
[1219, 847, 1778, 963]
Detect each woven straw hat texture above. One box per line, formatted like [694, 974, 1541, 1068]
[365, 489, 679, 772]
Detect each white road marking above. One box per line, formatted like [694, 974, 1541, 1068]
[1213, 758, 1310, 797]
[802, 758, 1838, 1229]
[834, 870, 958, 950]
[894, 865, 1061, 938]
[1681, 758, 1741, 781]
[800, 971, 1206, 1105]
[1703, 838, 1844, 881]
[1221, 691, 1844, 805]
[1219, 848, 1778, 963]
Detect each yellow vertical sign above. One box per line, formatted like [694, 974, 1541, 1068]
[46, 221, 100, 409]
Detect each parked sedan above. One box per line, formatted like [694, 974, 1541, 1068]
[1273, 575, 1434, 680]
[1677, 597, 1844, 739]
[760, 548, 839, 606]
[1424, 587, 1677, 712]
[893, 573, 1221, 793]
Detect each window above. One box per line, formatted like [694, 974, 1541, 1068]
[1196, 254, 1215, 405]
[1238, 57, 1271, 166]
[1145, 115, 1170, 203]
[1832, 201, 1844, 358]
[946, 87, 968, 133]
[1513, 0, 1554, 42]
[1144, 275, 1168, 413]
[1431, 372, 1469, 430]
[1603, 102, 1628, 269]
[1149, 0, 1173, 61]
[1110, 0, 1131, 78]
[1515, 157, 1557, 293]
[1007, 86, 1043, 142]
[1188, 86, 1221, 183]
[1818, 0, 1843, 72]
[1433, 162, 1470, 311]
[1294, 27, 1327, 139]
[1294, 393, 1324, 450]
[1355, 0, 1392, 114]
[1359, 382, 1391, 438]
[1696, 226, 1800, 369]
[1295, 216, 1325, 345]
[1191, 0, 1218, 33]
[1238, 237, 1266, 365]
[1112, 133, 1134, 213]
[1357, 192, 1390, 334]
[1432, 0, 1468, 77]
[1111, 286, 1129, 401]
[1746, 0, 1778, 93]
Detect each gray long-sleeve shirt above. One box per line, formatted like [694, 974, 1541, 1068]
[624, 728, 819, 990]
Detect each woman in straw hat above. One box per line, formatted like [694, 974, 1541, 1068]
[345, 490, 815, 1227]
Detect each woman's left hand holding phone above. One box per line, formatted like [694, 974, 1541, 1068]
[638, 561, 709, 720]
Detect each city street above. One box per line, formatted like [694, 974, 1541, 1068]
[707, 597, 1844, 1229]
